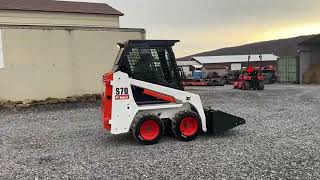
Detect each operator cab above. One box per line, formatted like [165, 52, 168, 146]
[113, 40, 183, 105]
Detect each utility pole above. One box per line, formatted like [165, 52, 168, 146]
[259, 54, 262, 70]
[247, 54, 251, 68]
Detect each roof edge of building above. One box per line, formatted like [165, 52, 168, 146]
[191, 54, 279, 65]
[0, 0, 124, 16]
[0, 24, 145, 32]
[0, 8, 124, 16]
[192, 54, 279, 58]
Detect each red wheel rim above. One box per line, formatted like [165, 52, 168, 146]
[140, 120, 160, 141]
[180, 117, 198, 137]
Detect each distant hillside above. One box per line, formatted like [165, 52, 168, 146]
[178, 35, 315, 61]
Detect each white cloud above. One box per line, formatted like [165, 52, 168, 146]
[54, 0, 320, 57]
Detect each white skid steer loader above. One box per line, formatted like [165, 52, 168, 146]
[101, 40, 245, 145]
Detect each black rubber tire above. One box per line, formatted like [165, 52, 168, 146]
[253, 82, 257, 90]
[244, 81, 250, 90]
[258, 81, 265, 90]
[265, 79, 271, 84]
[131, 114, 164, 145]
[233, 83, 237, 89]
[162, 118, 173, 136]
[172, 111, 201, 142]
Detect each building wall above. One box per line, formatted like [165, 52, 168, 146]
[177, 60, 201, 66]
[0, 10, 120, 27]
[299, 45, 320, 83]
[277, 57, 299, 83]
[177, 60, 202, 77]
[299, 47, 312, 83]
[202, 68, 227, 77]
[0, 25, 145, 101]
[181, 66, 191, 77]
[0, 29, 3, 69]
[310, 47, 320, 65]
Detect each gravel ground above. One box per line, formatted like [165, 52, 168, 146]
[1, 84, 320, 179]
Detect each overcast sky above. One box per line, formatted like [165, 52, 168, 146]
[66, 0, 320, 57]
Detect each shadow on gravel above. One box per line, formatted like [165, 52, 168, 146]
[0, 102, 100, 114]
[97, 129, 245, 146]
[201, 130, 246, 139]
[98, 133, 138, 146]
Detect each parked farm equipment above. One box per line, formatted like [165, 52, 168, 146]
[234, 55, 265, 90]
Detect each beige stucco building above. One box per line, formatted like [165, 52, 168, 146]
[0, 0, 145, 101]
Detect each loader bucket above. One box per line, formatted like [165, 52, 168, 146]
[205, 109, 246, 134]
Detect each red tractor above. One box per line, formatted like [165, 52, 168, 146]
[234, 66, 265, 90]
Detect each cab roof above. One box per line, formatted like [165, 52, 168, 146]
[118, 40, 180, 48]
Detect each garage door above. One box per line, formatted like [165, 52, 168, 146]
[277, 57, 299, 83]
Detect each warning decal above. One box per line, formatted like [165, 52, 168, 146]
[115, 95, 129, 100]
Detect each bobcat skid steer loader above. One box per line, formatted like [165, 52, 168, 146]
[101, 40, 245, 145]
